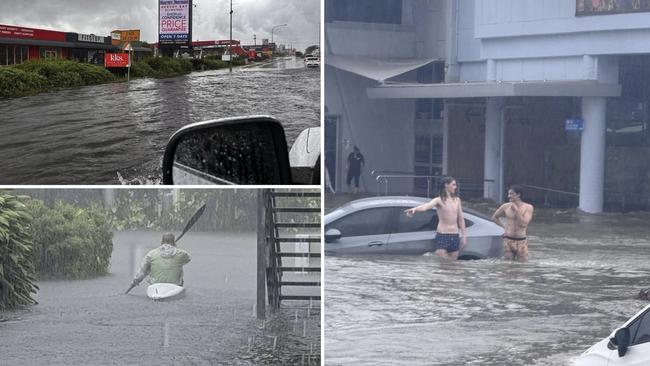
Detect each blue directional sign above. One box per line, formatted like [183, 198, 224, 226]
[565, 118, 584, 131]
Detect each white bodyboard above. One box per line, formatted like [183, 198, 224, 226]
[146, 283, 184, 300]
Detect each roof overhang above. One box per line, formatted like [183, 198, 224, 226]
[326, 54, 437, 82]
[367, 80, 622, 99]
[0, 37, 120, 51]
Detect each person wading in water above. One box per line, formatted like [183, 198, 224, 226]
[491, 185, 534, 262]
[404, 176, 467, 260]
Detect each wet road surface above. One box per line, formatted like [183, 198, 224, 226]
[0, 57, 319, 184]
[0, 231, 320, 365]
[324, 195, 650, 365]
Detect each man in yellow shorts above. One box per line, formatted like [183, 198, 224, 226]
[491, 185, 534, 262]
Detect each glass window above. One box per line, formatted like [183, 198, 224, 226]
[327, 207, 393, 237]
[7, 45, 14, 65]
[325, 0, 402, 24]
[40, 47, 58, 59]
[16, 46, 28, 64]
[396, 208, 437, 233]
[0, 45, 7, 66]
[631, 310, 650, 346]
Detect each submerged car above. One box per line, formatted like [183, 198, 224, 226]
[324, 196, 503, 259]
[575, 304, 650, 366]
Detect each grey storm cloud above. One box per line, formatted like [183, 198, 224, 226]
[0, 0, 320, 50]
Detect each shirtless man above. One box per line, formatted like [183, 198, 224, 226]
[404, 176, 467, 260]
[491, 185, 534, 262]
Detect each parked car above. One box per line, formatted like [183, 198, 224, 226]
[575, 304, 650, 366]
[324, 196, 503, 258]
[304, 55, 320, 68]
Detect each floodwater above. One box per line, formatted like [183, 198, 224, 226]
[0, 57, 320, 184]
[0, 231, 320, 365]
[324, 205, 650, 365]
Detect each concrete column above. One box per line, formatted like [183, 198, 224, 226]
[579, 96, 606, 213]
[484, 97, 504, 202]
[486, 59, 497, 82]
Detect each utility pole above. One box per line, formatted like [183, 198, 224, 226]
[229, 0, 233, 73]
[253, 34, 256, 46]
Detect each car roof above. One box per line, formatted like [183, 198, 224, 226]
[325, 196, 493, 223]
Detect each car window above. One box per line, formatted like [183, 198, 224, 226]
[396, 208, 438, 233]
[630, 310, 650, 346]
[464, 219, 474, 228]
[327, 207, 393, 237]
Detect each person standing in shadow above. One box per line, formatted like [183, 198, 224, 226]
[346, 146, 365, 194]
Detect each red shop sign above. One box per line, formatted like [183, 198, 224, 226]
[104, 53, 129, 68]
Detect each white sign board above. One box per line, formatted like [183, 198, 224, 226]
[159, 0, 190, 45]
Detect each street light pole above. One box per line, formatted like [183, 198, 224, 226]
[229, 0, 233, 72]
[270, 24, 287, 58]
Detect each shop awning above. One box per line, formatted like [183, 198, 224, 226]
[71, 42, 120, 51]
[0, 37, 70, 48]
[366, 80, 622, 99]
[0, 37, 119, 51]
[326, 54, 437, 82]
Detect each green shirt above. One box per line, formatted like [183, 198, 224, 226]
[134, 244, 191, 285]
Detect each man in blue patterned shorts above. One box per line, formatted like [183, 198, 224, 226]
[405, 176, 467, 260]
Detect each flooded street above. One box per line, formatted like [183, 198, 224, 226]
[0, 57, 319, 184]
[324, 204, 650, 365]
[0, 231, 320, 365]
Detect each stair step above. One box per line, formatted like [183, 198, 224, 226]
[280, 295, 321, 301]
[278, 252, 321, 258]
[275, 223, 320, 228]
[272, 207, 320, 213]
[275, 237, 321, 243]
[280, 281, 321, 286]
[271, 192, 320, 198]
[280, 267, 321, 272]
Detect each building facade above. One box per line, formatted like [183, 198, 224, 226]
[0, 24, 123, 66]
[325, 0, 650, 212]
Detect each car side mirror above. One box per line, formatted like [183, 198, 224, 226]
[289, 127, 321, 184]
[162, 116, 292, 185]
[613, 327, 630, 357]
[325, 228, 341, 243]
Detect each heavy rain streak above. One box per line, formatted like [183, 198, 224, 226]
[0, 189, 321, 365]
[0, 57, 319, 184]
[325, 205, 650, 365]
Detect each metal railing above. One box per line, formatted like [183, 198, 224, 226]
[373, 172, 487, 198]
[519, 184, 579, 208]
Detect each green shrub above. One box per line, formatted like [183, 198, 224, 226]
[139, 56, 192, 78]
[0, 192, 38, 311]
[27, 200, 113, 280]
[0, 68, 48, 98]
[130, 60, 155, 78]
[195, 58, 228, 70]
[16, 59, 114, 88]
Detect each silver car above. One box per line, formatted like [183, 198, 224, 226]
[325, 196, 504, 259]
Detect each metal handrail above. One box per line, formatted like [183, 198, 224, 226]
[374, 174, 492, 197]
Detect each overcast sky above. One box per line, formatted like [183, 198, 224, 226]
[0, 0, 320, 50]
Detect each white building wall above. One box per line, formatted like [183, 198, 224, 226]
[475, 0, 650, 38]
[414, 0, 447, 59]
[326, 22, 417, 58]
[457, 0, 482, 62]
[325, 65, 415, 193]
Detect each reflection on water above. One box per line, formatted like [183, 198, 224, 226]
[325, 209, 650, 365]
[0, 231, 320, 365]
[0, 57, 319, 184]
